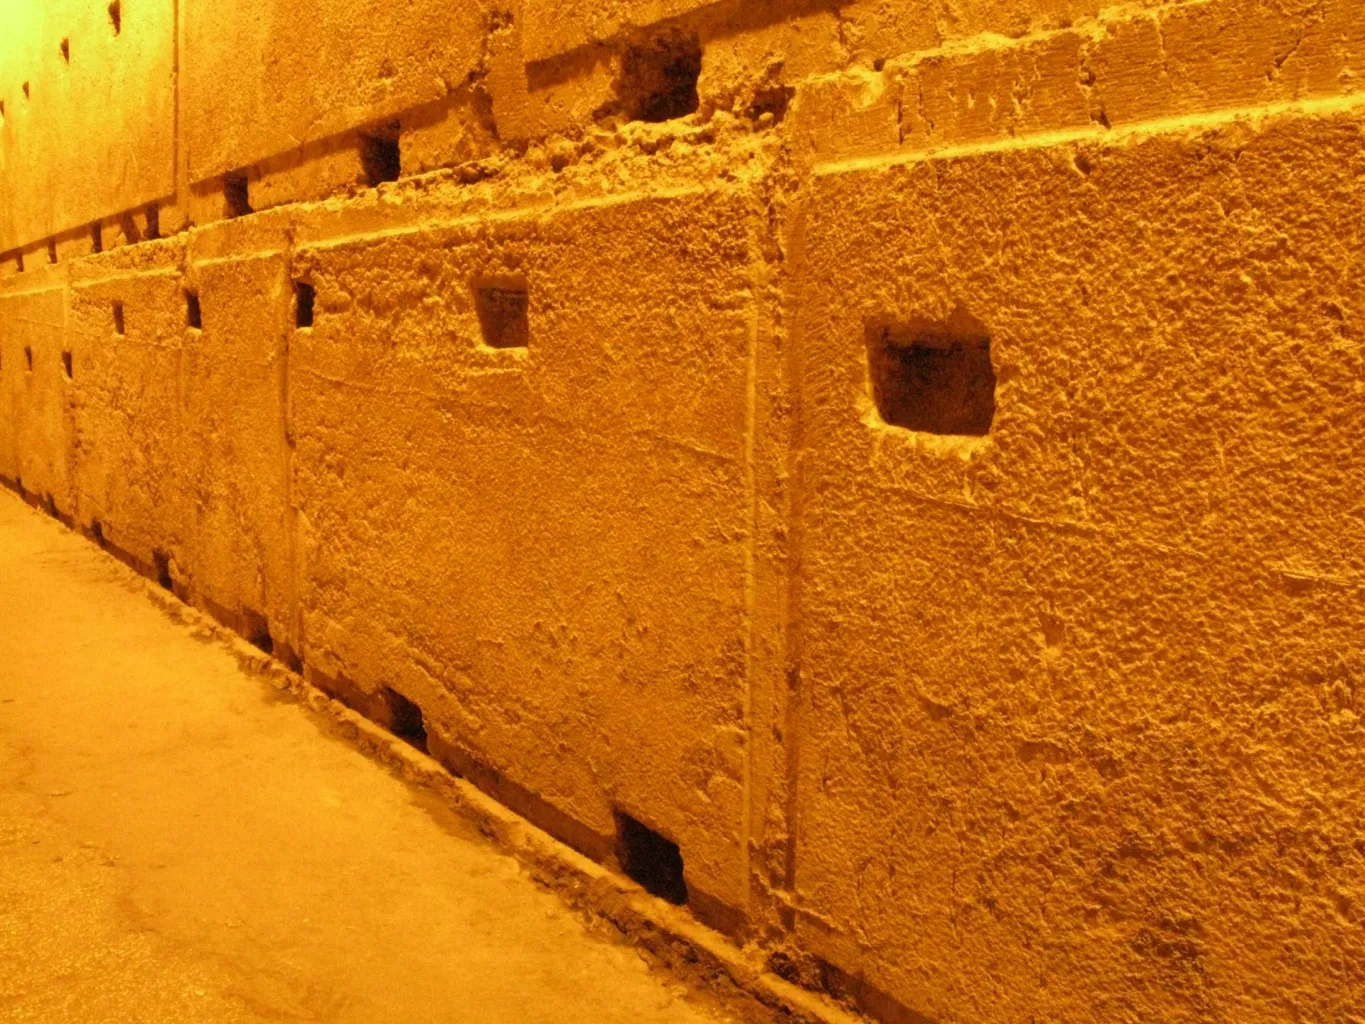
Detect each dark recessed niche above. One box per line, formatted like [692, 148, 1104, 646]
[60, 38, 70, 63]
[615, 812, 688, 905]
[112, 301, 125, 335]
[108, 1, 121, 34]
[91, 223, 104, 253]
[295, 281, 315, 328]
[47, 240, 57, 264]
[379, 687, 427, 752]
[119, 212, 142, 245]
[361, 128, 402, 187]
[241, 608, 273, 656]
[474, 283, 529, 349]
[224, 173, 252, 218]
[24, 346, 33, 372]
[22, 82, 29, 100]
[62, 351, 72, 379]
[185, 291, 202, 329]
[613, 32, 701, 123]
[145, 203, 160, 239]
[865, 308, 996, 436]
[152, 549, 173, 591]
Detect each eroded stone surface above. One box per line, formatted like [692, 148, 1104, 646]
[3, 0, 1364, 1021]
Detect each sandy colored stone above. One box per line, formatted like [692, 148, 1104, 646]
[181, 0, 486, 183]
[0, 492, 735, 1024]
[788, 106, 1365, 1023]
[4, 0, 1365, 1021]
[0, 0, 174, 251]
[290, 187, 755, 914]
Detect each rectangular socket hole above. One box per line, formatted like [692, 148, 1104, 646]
[380, 687, 427, 752]
[225, 173, 252, 218]
[614, 32, 701, 123]
[185, 291, 202, 329]
[47, 240, 58, 264]
[865, 308, 996, 436]
[112, 301, 125, 335]
[361, 129, 402, 186]
[62, 351, 72, 379]
[91, 223, 103, 254]
[152, 550, 173, 591]
[615, 811, 688, 905]
[474, 284, 529, 349]
[24, 347, 33, 372]
[108, 1, 121, 34]
[241, 608, 273, 656]
[295, 281, 315, 328]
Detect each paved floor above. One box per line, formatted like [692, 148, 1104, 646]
[0, 491, 731, 1024]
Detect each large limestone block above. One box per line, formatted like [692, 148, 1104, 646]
[788, 108, 1365, 1022]
[68, 243, 193, 584]
[291, 187, 755, 912]
[183, 0, 486, 182]
[180, 248, 298, 657]
[0, 0, 174, 251]
[0, 284, 73, 510]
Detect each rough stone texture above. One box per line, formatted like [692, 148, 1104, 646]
[290, 189, 755, 913]
[0, 0, 175, 250]
[0, 281, 73, 510]
[0, 493, 736, 1024]
[789, 111, 1365, 1023]
[181, 0, 487, 182]
[3, 0, 1365, 1021]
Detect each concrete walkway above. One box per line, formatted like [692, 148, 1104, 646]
[0, 491, 731, 1024]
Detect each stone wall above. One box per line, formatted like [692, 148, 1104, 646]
[2, 1, 1363, 1020]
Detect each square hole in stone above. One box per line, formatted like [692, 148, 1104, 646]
[379, 687, 427, 752]
[361, 129, 401, 186]
[615, 811, 688, 905]
[224, 173, 252, 218]
[295, 281, 315, 328]
[112, 301, 125, 335]
[241, 608, 273, 656]
[614, 32, 701, 123]
[865, 308, 995, 436]
[474, 284, 529, 349]
[185, 291, 202, 329]
[152, 549, 173, 591]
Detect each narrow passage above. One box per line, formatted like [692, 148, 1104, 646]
[0, 491, 731, 1024]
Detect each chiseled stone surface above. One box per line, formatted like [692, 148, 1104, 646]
[0, 0, 174, 250]
[792, 109, 1365, 1023]
[0, 493, 732, 1024]
[2, 0, 1364, 1021]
